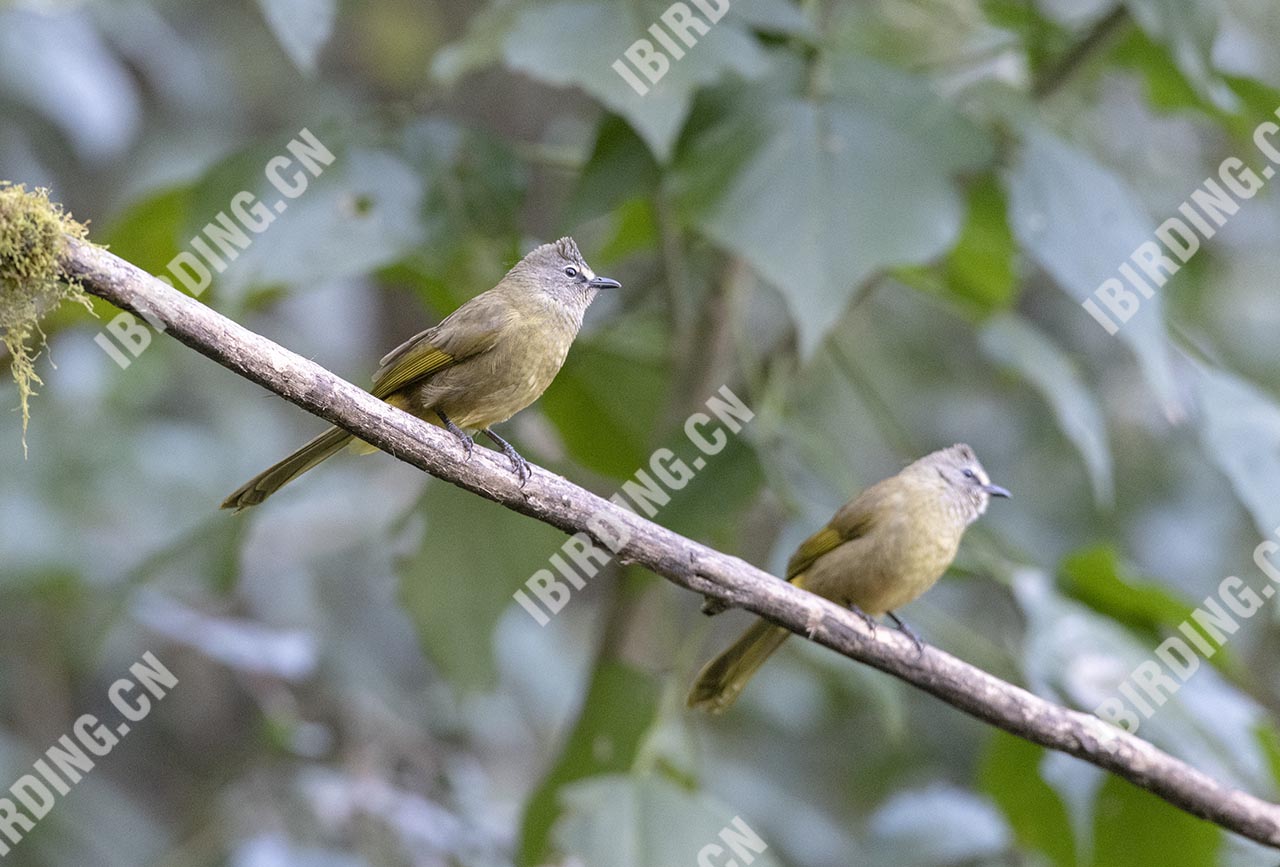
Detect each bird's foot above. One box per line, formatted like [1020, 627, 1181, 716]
[849, 604, 877, 635]
[484, 429, 532, 487]
[887, 611, 925, 656]
[437, 410, 474, 460]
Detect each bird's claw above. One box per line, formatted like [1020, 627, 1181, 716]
[511, 452, 532, 487]
[849, 605, 877, 635]
[437, 410, 474, 461]
[887, 611, 925, 656]
[483, 429, 531, 488]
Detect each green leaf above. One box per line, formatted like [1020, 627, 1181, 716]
[1194, 364, 1280, 537]
[539, 319, 670, 479]
[980, 313, 1113, 503]
[1004, 126, 1182, 421]
[551, 774, 782, 867]
[519, 661, 662, 865]
[1014, 570, 1274, 796]
[946, 175, 1018, 314]
[1062, 546, 1195, 633]
[1214, 1, 1280, 92]
[99, 186, 191, 277]
[1110, 28, 1208, 114]
[568, 115, 661, 225]
[437, 0, 779, 161]
[1092, 772, 1220, 866]
[189, 144, 427, 304]
[677, 52, 992, 354]
[981, 732, 1076, 866]
[397, 481, 568, 689]
[1122, 0, 1235, 110]
[655, 434, 763, 549]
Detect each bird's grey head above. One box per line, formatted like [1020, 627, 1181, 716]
[511, 236, 620, 306]
[921, 443, 1010, 523]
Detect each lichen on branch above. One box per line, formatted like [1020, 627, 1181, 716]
[0, 182, 94, 452]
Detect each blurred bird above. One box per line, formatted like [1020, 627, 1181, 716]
[222, 237, 619, 511]
[688, 444, 1009, 713]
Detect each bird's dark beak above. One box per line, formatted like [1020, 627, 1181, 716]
[984, 484, 1011, 499]
[588, 275, 621, 289]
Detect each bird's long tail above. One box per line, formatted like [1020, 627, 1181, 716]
[221, 426, 353, 511]
[686, 619, 791, 713]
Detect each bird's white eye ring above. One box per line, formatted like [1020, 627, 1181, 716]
[564, 266, 578, 278]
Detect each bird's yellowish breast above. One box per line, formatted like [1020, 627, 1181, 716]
[803, 477, 968, 615]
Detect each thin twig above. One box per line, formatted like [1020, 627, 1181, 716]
[56, 237, 1280, 850]
[1032, 5, 1131, 100]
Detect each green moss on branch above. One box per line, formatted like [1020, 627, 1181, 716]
[0, 182, 93, 452]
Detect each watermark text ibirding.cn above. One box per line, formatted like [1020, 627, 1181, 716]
[697, 815, 767, 867]
[513, 385, 754, 626]
[1083, 106, 1280, 336]
[94, 128, 335, 369]
[612, 0, 730, 97]
[1093, 528, 1280, 734]
[0, 652, 176, 856]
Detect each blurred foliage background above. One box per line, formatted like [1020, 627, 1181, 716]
[3, 0, 1280, 864]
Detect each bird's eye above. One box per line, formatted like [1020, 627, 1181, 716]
[962, 468, 977, 480]
[564, 266, 578, 278]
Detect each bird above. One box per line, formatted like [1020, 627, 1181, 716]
[221, 237, 619, 511]
[687, 444, 1009, 713]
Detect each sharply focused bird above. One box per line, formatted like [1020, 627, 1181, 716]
[222, 237, 619, 510]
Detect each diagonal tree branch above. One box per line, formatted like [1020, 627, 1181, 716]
[55, 236, 1280, 849]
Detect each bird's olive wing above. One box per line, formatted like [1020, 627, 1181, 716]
[785, 495, 879, 580]
[371, 301, 508, 399]
[785, 527, 844, 581]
